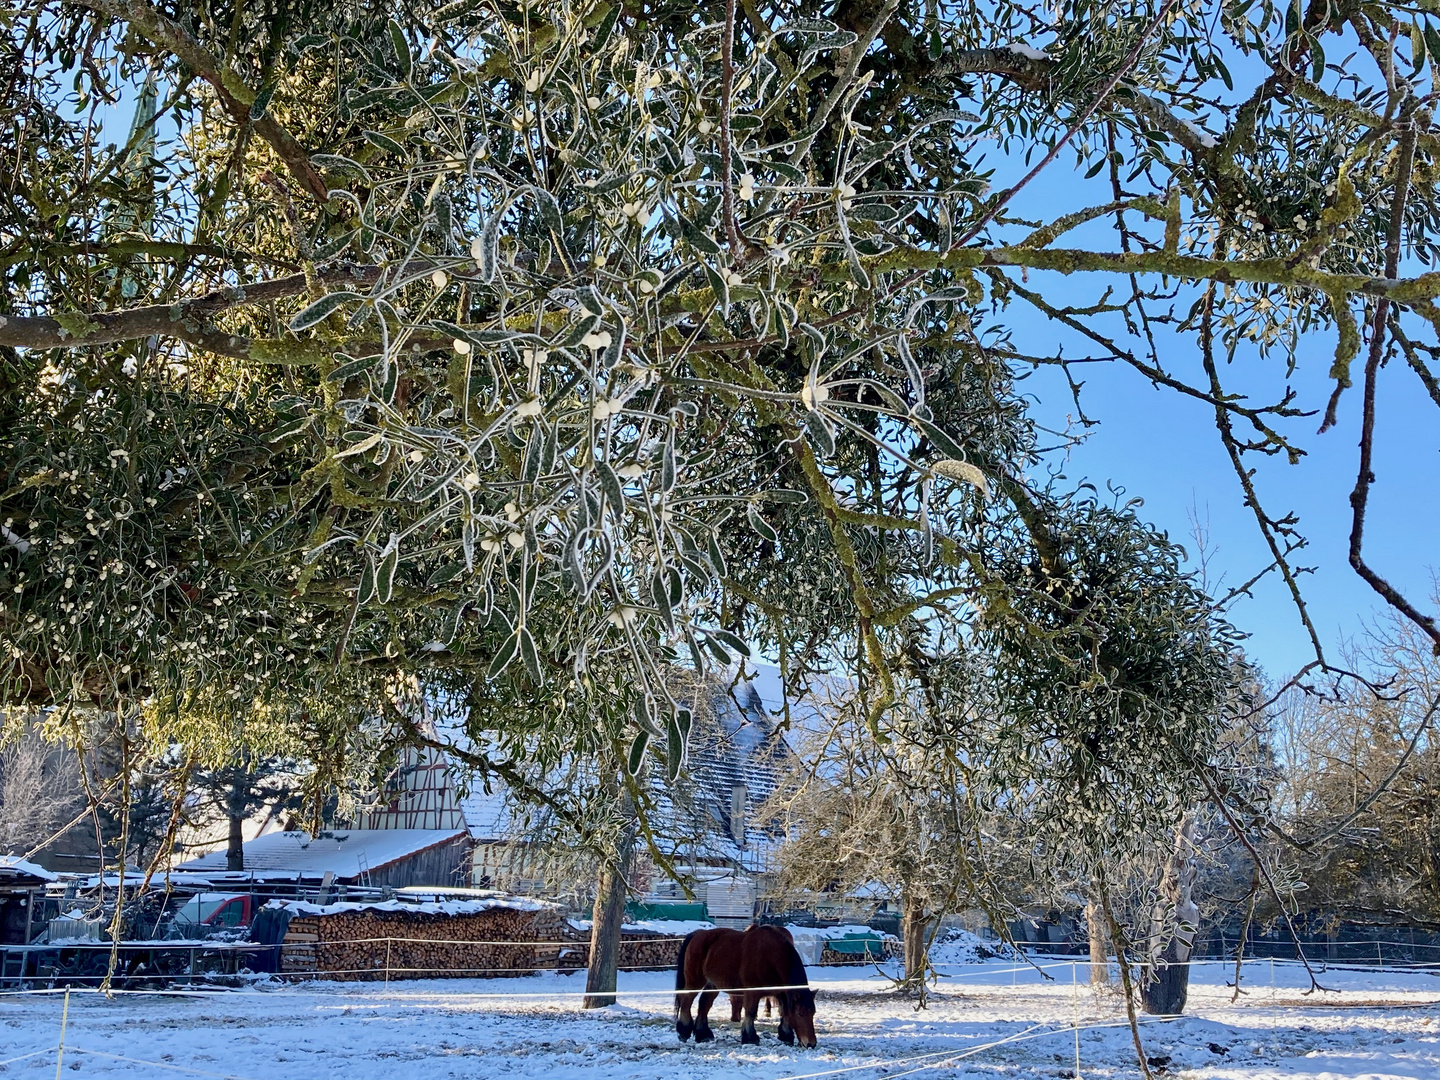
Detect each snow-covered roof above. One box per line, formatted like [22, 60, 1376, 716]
[175, 829, 466, 880]
[0, 855, 58, 884]
[458, 786, 521, 841]
[786, 923, 898, 943]
[656, 672, 797, 872]
[748, 665, 852, 754]
[73, 873, 147, 889]
[391, 885, 520, 901]
[268, 893, 557, 917]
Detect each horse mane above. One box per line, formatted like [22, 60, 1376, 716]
[780, 931, 812, 1009]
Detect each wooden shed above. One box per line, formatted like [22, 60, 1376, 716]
[0, 857, 56, 945]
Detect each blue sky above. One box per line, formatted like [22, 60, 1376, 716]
[1005, 167, 1440, 681]
[979, 22, 1440, 682]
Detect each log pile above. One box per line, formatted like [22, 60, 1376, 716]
[544, 929, 685, 974]
[275, 899, 696, 981]
[617, 930, 685, 971]
[279, 899, 582, 981]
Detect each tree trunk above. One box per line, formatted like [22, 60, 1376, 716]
[1141, 812, 1199, 1015]
[902, 890, 929, 985]
[584, 823, 636, 1009]
[226, 809, 245, 871]
[224, 763, 250, 872]
[1086, 888, 1111, 985]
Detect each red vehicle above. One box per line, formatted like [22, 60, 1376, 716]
[173, 893, 255, 929]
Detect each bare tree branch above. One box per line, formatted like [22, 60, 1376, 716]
[1266, 691, 1440, 852]
[1198, 276, 1331, 663]
[956, 0, 1187, 245]
[1008, 278, 1309, 449]
[1343, 121, 1440, 651]
[939, 46, 1219, 157]
[1200, 768, 1334, 995]
[1390, 319, 1440, 410]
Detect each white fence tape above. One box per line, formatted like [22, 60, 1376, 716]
[3, 951, 1440, 1004]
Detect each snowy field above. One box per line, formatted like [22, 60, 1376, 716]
[1, 958, 1437, 1080]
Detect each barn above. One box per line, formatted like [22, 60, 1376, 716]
[353, 672, 801, 922]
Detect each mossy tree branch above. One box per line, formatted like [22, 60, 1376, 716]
[79, 0, 330, 201]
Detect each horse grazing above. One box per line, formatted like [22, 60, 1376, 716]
[730, 925, 792, 1022]
[675, 925, 817, 1047]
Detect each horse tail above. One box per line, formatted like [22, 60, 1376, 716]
[674, 930, 700, 1041]
[675, 930, 698, 993]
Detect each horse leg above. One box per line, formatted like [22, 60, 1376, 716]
[730, 992, 743, 1023]
[777, 994, 796, 1046]
[694, 988, 719, 1042]
[740, 992, 761, 1045]
[764, 996, 774, 1018]
[675, 989, 697, 1042]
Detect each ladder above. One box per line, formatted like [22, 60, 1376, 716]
[0, 947, 27, 989]
[356, 851, 373, 889]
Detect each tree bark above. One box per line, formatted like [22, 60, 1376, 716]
[0, 263, 380, 353]
[902, 889, 929, 985]
[225, 767, 248, 872]
[226, 809, 245, 871]
[1086, 887, 1111, 985]
[1141, 812, 1199, 1015]
[1099, 880, 1155, 1080]
[584, 822, 636, 1009]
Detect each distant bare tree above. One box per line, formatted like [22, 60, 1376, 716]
[764, 674, 1009, 996]
[1265, 606, 1440, 929]
[0, 726, 83, 855]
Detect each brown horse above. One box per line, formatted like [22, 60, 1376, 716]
[675, 925, 817, 1047]
[729, 924, 792, 1022]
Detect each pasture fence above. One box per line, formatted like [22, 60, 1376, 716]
[2, 955, 1438, 1080]
[9, 934, 1440, 990]
[7, 981, 1431, 1080]
[11, 933, 1440, 996]
[2, 951, 1438, 998]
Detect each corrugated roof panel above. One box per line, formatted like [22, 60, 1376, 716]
[175, 829, 465, 879]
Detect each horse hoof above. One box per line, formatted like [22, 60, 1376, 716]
[741, 1030, 761, 1046]
[694, 1029, 715, 1044]
[778, 1028, 795, 1045]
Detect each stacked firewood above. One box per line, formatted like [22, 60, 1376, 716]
[279, 901, 582, 981]
[617, 932, 686, 971]
[541, 930, 683, 975]
[276, 900, 700, 981]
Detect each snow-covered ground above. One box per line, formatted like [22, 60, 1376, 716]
[1, 958, 1436, 1080]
